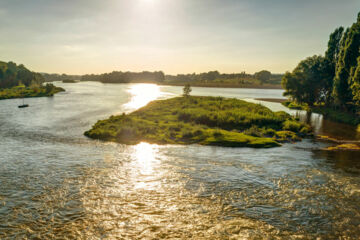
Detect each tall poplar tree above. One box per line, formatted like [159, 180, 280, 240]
[333, 14, 360, 109]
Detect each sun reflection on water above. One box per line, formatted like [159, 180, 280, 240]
[132, 142, 160, 190]
[124, 84, 161, 111]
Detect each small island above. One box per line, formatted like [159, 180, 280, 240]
[85, 96, 311, 148]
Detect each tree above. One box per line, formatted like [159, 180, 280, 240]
[325, 27, 344, 67]
[282, 56, 331, 106]
[282, 11, 360, 114]
[255, 70, 271, 83]
[321, 27, 344, 104]
[351, 58, 360, 106]
[183, 84, 192, 97]
[45, 83, 54, 93]
[333, 13, 360, 108]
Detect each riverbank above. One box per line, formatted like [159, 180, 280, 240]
[0, 84, 65, 100]
[85, 96, 311, 148]
[282, 101, 360, 126]
[256, 98, 360, 126]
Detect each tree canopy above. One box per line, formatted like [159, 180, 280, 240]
[282, 12, 360, 113]
[0, 61, 44, 89]
[81, 71, 165, 83]
[282, 56, 332, 106]
[255, 70, 271, 83]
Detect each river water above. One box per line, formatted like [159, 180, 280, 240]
[0, 82, 359, 239]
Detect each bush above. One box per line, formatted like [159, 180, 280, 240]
[282, 120, 303, 132]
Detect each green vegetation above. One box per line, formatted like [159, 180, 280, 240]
[85, 96, 311, 148]
[282, 12, 360, 125]
[0, 60, 65, 100]
[0, 84, 65, 100]
[0, 61, 44, 89]
[282, 101, 305, 110]
[282, 101, 360, 126]
[164, 70, 282, 88]
[79, 69, 282, 88]
[254, 70, 272, 83]
[62, 79, 77, 83]
[183, 84, 192, 97]
[42, 73, 80, 82]
[282, 101, 360, 125]
[81, 71, 165, 83]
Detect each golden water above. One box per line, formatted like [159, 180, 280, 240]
[0, 82, 359, 239]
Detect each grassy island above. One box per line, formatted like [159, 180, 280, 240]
[85, 96, 311, 148]
[0, 84, 65, 100]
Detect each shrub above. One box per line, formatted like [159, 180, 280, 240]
[282, 120, 303, 132]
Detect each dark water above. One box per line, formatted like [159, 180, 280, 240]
[0, 82, 359, 239]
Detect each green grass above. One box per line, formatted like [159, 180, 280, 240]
[0, 85, 65, 100]
[282, 101, 360, 125]
[85, 96, 311, 148]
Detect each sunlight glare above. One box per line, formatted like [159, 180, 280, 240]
[132, 142, 160, 189]
[124, 84, 161, 111]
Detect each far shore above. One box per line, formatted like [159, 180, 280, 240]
[67, 80, 283, 90]
[159, 82, 283, 89]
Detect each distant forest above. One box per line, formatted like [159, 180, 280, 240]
[81, 71, 165, 83]
[41, 73, 80, 82]
[42, 70, 283, 86]
[282, 12, 360, 113]
[165, 70, 282, 86]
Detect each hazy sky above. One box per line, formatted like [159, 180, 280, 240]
[0, 0, 359, 75]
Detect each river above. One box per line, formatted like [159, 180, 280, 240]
[0, 82, 359, 239]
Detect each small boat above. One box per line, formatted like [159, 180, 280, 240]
[18, 98, 29, 108]
[18, 104, 29, 108]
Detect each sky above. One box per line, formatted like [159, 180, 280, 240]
[0, 0, 359, 75]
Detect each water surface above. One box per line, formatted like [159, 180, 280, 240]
[0, 82, 359, 239]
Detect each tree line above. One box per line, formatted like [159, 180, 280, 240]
[0, 61, 44, 89]
[47, 70, 282, 86]
[81, 71, 165, 83]
[165, 70, 282, 85]
[42, 73, 80, 82]
[282, 12, 360, 113]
